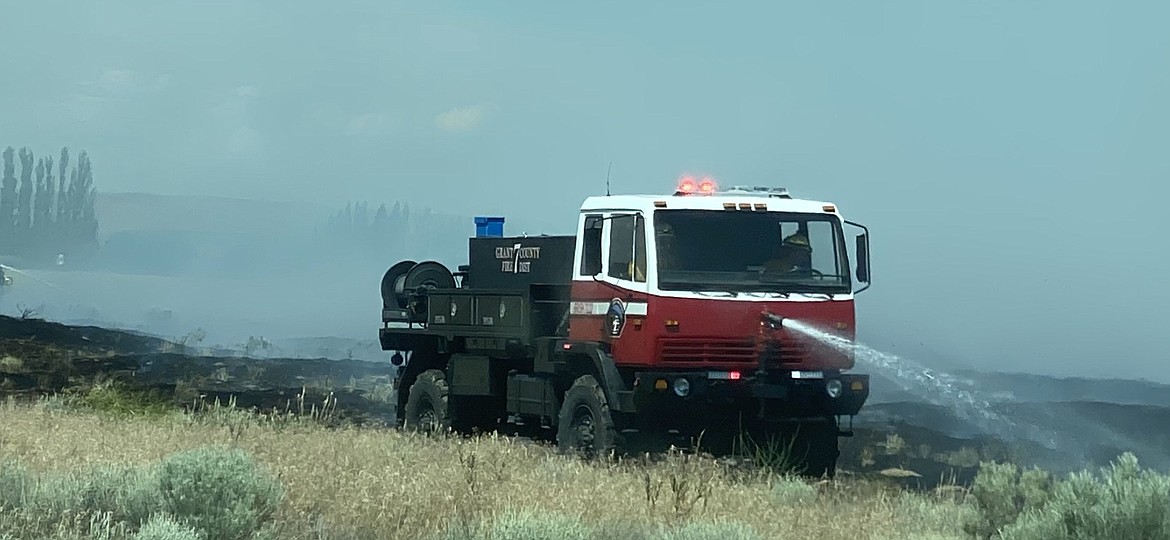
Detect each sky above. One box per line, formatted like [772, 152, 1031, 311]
[1, 1, 1168, 381]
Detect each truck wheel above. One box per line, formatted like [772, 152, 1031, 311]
[556, 375, 617, 459]
[402, 369, 451, 435]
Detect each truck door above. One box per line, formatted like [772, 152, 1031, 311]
[601, 212, 653, 365]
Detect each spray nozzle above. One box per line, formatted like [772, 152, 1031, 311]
[761, 312, 785, 329]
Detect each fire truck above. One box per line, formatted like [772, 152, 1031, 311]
[378, 177, 872, 476]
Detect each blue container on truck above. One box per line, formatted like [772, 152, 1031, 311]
[474, 217, 505, 238]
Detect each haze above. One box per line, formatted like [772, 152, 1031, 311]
[1, 1, 1166, 382]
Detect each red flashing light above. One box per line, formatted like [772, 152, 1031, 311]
[708, 370, 743, 381]
[677, 175, 718, 195]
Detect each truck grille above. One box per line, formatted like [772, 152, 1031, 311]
[656, 337, 811, 367]
[659, 338, 756, 364]
[765, 338, 813, 367]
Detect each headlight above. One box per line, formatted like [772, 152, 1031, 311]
[826, 379, 843, 398]
[672, 377, 691, 397]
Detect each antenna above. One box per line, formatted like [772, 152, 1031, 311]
[605, 161, 612, 196]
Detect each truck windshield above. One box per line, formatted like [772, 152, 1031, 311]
[653, 209, 851, 294]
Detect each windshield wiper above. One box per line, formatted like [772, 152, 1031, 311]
[742, 291, 790, 299]
[694, 291, 737, 298]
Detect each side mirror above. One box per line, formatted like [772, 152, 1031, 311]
[855, 233, 870, 283]
[843, 219, 871, 294]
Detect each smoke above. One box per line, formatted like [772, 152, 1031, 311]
[0, 193, 470, 354]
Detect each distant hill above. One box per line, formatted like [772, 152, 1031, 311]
[92, 192, 475, 272]
[952, 370, 1170, 407]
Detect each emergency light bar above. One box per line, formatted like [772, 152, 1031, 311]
[673, 177, 790, 199]
[726, 186, 791, 198]
[672, 175, 791, 199]
[675, 176, 718, 196]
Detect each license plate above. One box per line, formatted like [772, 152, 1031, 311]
[790, 371, 824, 379]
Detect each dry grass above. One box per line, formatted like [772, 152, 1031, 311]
[0, 397, 976, 540]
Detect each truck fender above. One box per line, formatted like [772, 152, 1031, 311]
[394, 338, 450, 417]
[556, 341, 629, 413]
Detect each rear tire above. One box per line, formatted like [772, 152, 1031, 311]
[402, 369, 451, 435]
[556, 375, 617, 459]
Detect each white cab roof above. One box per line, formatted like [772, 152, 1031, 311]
[580, 192, 842, 217]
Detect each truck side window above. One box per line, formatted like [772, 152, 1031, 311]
[633, 214, 646, 283]
[608, 214, 635, 280]
[807, 221, 839, 277]
[580, 215, 603, 276]
[608, 213, 645, 282]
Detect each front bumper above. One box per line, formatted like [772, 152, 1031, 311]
[630, 370, 869, 426]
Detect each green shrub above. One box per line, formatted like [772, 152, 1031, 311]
[1001, 453, 1170, 540]
[70, 464, 162, 527]
[69, 379, 175, 419]
[890, 491, 977, 537]
[488, 510, 592, 540]
[155, 446, 284, 540]
[437, 510, 594, 540]
[590, 522, 657, 540]
[770, 477, 817, 505]
[0, 459, 32, 511]
[134, 514, 205, 540]
[0, 462, 159, 537]
[963, 461, 1052, 539]
[0, 447, 283, 540]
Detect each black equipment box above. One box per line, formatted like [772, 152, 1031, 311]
[465, 235, 575, 289]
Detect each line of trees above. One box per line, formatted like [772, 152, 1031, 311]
[322, 200, 467, 263]
[324, 201, 414, 256]
[0, 146, 99, 263]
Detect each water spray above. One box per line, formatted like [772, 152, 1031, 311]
[0, 264, 67, 293]
[781, 318, 1062, 450]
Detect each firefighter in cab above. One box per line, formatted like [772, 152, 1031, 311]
[764, 231, 814, 274]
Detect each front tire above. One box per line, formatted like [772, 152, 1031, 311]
[556, 375, 617, 458]
[402, 369, 451, 435]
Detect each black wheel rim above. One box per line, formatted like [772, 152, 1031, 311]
[570, 404, 597, 456]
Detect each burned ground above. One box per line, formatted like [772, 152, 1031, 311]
[0, 314, 397, 425]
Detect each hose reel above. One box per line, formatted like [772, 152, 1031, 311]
[380, 260, 456, 322]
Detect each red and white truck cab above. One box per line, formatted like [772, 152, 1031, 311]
[565, 178, 871, 443]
